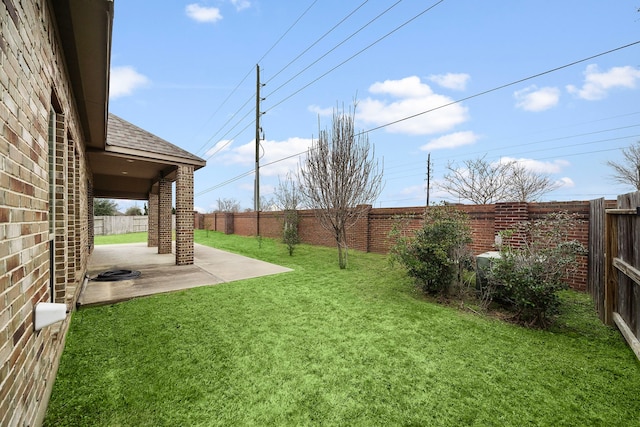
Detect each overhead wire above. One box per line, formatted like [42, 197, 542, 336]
[362, 40, 640, 134]
[202, 0, 405, 162]
[382, 124, 640, 178]
[265, 0, 447, 112]
[195, 40, 640, 198]
[264, 0, 405, 98]
[194, 0, 320, 156]
[264, 0, 372, 85]
[197, 92, 256, 157]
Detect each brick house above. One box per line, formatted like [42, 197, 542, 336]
[0, 1, 204, 425]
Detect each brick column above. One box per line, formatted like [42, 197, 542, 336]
[158, 178, 172, 254]
[148, 192, 158, 247]
[176, 165, 194, 265]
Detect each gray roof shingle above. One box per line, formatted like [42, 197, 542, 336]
[107, 113, 205, 165]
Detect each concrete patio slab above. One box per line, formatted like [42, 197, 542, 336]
[78, 242, 292, 307]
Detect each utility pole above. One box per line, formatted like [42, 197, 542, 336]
[254, 64, 261, 213]
[426, 153, 432, 207]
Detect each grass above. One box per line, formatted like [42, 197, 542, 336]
[45, 231, 640, 426]
[94, 232, 148, 245]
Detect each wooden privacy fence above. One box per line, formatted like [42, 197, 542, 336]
[602, 192, 640, 361]
[588, 198, 606, 320]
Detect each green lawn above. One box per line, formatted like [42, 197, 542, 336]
[93, 232, 148, 245]
[45, 231, 640, 426]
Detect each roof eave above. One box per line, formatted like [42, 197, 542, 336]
[52, 0, 113, 149]
[105, 145, 207, 171]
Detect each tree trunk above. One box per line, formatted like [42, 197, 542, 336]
[336, 226, 348, 269]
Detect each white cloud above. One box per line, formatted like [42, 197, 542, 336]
[186, 4, 223, 23]
[220, 137, 313, 177]
[231, 0, 251, 11]
[421, 131, 479, 151]
[499, 157, 570, 174]
[109, 66, 149, 99]
[514, 85, 560, 112]
[357, 76, 469, 135]
[567, 64, 640, 100]
[556, 177, 575, 188]
[428, 73, 470, 91]
[308, 104, 333, 117]
[400, 184, 425, 196]
[205, 140, 233, 158]
[194, 206, 206, 213]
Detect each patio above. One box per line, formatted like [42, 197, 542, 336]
[78, 242, 292, 307]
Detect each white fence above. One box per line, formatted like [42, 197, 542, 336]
[93, 215, 176, 235]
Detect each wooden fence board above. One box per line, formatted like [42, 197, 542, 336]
[588, 198, 605, 321]
[605, 191, 640, 360]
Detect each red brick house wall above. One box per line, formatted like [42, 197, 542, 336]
[0, 2, 100, 425]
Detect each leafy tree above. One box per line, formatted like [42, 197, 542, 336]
[143, 203, 148, 215]
[389, 205, 472, 295]
[93, 199, 118, 216]
[299, 102, 383, 269]
[125, 205, 143, 216]
[606, 141, 640, 190]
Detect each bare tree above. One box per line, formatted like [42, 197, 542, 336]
[507, 162, 560, 202]
[606, 141, 640, 190]
[274, 173, 302, 256]
[299, 103, 383, 269]
[273, 172, 302, 211]
[439, 156, 515, 204]
[214, 198, 241, 213]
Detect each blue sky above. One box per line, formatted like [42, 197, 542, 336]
[108, 0, 640, 212]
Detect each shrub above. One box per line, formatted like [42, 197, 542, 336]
[389, 205, 472, 295]
[487, 212, 587, 327]
[282, 209, 300, 256]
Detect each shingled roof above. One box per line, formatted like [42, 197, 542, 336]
[107, 113, 205, 166]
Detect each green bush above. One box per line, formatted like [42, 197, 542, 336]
[487, 212, 587, 327]
[282, 209, 300, 256]
[390, 205, 472, 295]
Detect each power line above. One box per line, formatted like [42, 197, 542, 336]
[195, 169, 255, 197]
[197, 92, 256, 157]
[382, 113, 640, 172]
[194, 41, 640, 198]
[192, 71, 255, 156]
[265, 0, 447, 112]
[265, 0, 371, 85]
[362, 40, 640, 134]
[264, 0, 405, 98]
[203, 109, 256, 161]
[204, 118, 256, 162]
[199, 0, 445, 164]
[193, 0, 319, 156]
[257, 0, 319, 64]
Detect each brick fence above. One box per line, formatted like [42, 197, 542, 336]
[196, 201, 595, 290]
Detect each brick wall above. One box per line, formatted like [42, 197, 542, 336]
[0, 1, 94, 425]
[196, 200, 593, 290]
